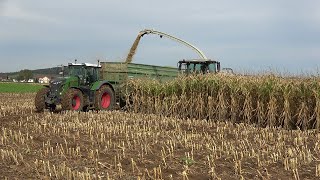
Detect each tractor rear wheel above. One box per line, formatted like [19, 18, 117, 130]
[35, 87, 49, 112]
[61, 88, 84, 111]
[94, 86, 115, 111]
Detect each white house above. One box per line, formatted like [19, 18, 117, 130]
[28, 79, 34, 83]
[39, 76, 50, 84]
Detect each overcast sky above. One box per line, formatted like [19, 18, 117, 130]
[0, 0, 319, 73]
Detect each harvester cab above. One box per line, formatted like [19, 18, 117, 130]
[178, 59, 221, 74]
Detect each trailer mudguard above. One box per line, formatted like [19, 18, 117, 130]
[91, 80, 114, 91]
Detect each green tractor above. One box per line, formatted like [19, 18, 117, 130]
[35, 62, 115, 112]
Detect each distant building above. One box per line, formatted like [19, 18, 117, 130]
[0, 74, 8, 81]
[28, 79, 35, 83]
[39, 76, 50, 84]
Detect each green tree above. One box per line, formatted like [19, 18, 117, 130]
[17, 69, 33, 81]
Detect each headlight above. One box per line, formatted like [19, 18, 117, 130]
[52, 81, 62, 85]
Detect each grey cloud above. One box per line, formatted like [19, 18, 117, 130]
[0, 0, 7, 13]
[0, 0, 319, 73]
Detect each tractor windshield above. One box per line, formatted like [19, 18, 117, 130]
[85, 67, 99, 82]
[69, 66, 84, 77]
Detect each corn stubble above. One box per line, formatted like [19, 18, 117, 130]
[0, 93, 319, 179]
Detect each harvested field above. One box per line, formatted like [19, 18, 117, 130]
[0, 93, 320, 179]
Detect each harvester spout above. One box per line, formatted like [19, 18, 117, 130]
[125, 29, 208, 64]
[125, 30, 149, 64]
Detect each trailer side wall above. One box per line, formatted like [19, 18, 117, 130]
[100, 62, 178, 85]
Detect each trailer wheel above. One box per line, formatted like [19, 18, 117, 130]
[61, 88, 84, 111]
[35, 87, 49, 112]
[95, 85, 115, 110]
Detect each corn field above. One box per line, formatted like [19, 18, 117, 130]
[126, 74, 320, 130]
[0, 93, 320, 179]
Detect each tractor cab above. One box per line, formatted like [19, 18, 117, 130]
[178, 59, 221, 74]
[68, 63, 101, 86]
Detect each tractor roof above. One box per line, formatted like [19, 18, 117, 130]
[178, 59, 219, 64]
[68, 63, 101, 68]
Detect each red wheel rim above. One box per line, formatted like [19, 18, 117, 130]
[72, 95, 81, 110]
[101, 92, 111, 109]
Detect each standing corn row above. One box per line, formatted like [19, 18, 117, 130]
[126, 74, 320, 130]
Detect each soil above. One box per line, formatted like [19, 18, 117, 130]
[0, 93, 319, 179]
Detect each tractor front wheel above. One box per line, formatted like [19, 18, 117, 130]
[35, 87, 49, 112]
[94, 86, 115, 111]
[61, 88, 84, 111]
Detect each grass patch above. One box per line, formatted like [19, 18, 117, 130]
[0, 82, 44, 93]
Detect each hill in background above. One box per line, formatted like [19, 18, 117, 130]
[0, 67, 64, 80]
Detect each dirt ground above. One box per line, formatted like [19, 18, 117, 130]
[0, 93, 319, 179]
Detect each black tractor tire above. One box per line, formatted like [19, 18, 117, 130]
[61, 88, 84, 111]
[94, 85, 115, 111]
[35, 87, 49, 112]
